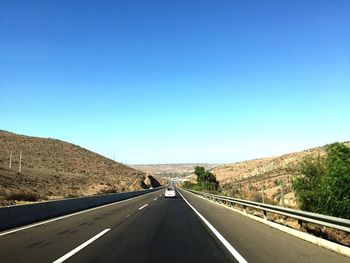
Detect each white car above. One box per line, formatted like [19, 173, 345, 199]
[165, 187, 176, 198]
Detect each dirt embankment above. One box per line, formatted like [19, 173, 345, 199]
[0, 130, 160, 206]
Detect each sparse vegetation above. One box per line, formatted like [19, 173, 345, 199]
[182, 181, 196, 189]
[0, 130, 150, 205]
[130, 164, 218, 177]
[292, 143, 350, 219]
[212, 141, 350, 209]
[183, 166, 220, 192]
[99, 187, 119, 194]
[5, 192, 41, 202]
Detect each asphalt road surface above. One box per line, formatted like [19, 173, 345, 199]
[0, 188, 348, 263]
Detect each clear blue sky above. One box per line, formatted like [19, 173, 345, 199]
[1, 1, 349, 164]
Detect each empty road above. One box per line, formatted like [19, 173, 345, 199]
[0, 188, 347, 262]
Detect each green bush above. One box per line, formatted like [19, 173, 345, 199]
[323, 143, 350, 217]
[292, 142, 350, 218]
[182, 181, 195, 189]
[182, 166, 220, 193]
[292, 155, 325, 213]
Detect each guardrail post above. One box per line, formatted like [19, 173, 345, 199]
[298, 219, 303, 227]
[263, 210, 267, 219]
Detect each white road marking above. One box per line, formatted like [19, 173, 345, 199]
[0, 190, 161, 237]
[178, 190, 248, 263]
[154, 197, 158, 201]
[138, 204, 148, 210]
[53, 228, 111, 263]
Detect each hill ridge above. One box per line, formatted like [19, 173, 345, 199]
[212, 141, 350, 208]
[0, 130, 154, 205]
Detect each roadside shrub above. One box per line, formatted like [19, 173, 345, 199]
[292, 155, 325, 213]
[323, 143, 350, 218]
[66, 194, 79, 198]
[99, 185, 119, 194]
[182, 167, 220, 193]
[292, 142, 350, 219]
[194, 166, 219, 191]
[182, 181, 195, 189]
[248, 192, 264, 203]
[6, 192, 40, 202]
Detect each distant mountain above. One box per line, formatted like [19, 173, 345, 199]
[0, 130, 158, 205]
[130, 163, 219, 177]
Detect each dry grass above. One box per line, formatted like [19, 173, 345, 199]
[213, 141, 350, 208]
[0, 130, 159, 206]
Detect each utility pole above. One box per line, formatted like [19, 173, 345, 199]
[9, 151, 12, 169]
[19, 150, 22, 173]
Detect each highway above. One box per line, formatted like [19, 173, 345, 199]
[0, 188, 348, 263]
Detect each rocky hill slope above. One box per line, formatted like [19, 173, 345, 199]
[0, 130, 157, 205]
[212, 141, 350, 207]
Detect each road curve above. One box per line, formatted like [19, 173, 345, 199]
[0, 188, 348, 262]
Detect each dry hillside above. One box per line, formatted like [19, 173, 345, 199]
[212, 142, 350, 207]
[0, 130, 159, 205]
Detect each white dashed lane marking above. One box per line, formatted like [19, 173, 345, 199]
[138, 204, 148, 210]
[53, 229, 111, 263]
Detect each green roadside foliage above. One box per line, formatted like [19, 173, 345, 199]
[183, 166, 220, 193]
[292, 142, 350, 219]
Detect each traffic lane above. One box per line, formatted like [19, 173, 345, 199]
[68, 192, 237, 263]
[0, 189, 164, 263]
[179, 189, 349, 263]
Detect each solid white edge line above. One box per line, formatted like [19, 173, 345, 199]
[178, 190, 248, 263]
[53, 228, 111, 263]
[0, 189, 162, 237]
[138, 204, 148, 210]
[184, 189, 350, 258]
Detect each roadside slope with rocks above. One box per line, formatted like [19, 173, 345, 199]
[0, 130, 160, 205]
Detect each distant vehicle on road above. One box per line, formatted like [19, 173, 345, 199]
[149, 186, 153, 189]
[165, 187, 176, 198]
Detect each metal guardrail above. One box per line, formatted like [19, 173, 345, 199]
[184, 189, 350, 233]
